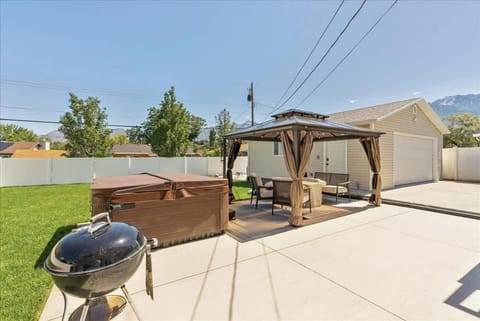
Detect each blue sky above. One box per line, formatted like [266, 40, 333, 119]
[1, 0, 479, 135]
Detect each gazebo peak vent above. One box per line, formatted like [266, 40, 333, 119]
[272, 109, 329, 120]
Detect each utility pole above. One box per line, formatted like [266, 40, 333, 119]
[247, 82, 254, 126]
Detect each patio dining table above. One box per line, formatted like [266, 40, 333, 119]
[271, 177, 326, 207]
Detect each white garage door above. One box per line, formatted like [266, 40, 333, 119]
[394, 134, 433, 186]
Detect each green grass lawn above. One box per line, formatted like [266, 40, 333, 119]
[0, 180, 250, 321]
[0, 184, 91, 321]
[232, 179, 252, 201]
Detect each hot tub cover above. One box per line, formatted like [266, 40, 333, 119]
[91, 173, 229, 247]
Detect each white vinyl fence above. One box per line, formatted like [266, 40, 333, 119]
[0, 156, 248, 187]
[442, 147, 480, 182]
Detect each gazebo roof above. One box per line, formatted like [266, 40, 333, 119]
[225, 109, 384, 142]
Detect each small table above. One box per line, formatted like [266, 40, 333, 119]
[272, 177, 326, 207]
[302, 179, 326, 207]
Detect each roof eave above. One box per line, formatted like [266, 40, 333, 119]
[376, 98, 449, 134]
[225, 123, 384, 142]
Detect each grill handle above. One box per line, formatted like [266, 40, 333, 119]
[88, 212, 111, 236]
[145, 238, 158, 300]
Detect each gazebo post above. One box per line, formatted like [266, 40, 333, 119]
[291, 129, 303, 226]
[222, 137, 227, 178]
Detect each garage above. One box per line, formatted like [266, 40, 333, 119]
[394, 133, 434, 186]
[327, 98, 448, 189]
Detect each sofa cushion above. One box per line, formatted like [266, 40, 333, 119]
[322, 185, 348, 194]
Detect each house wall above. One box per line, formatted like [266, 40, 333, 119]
[346, 138, 371, 191]
[248, 141, 288, 177]
[247, 141, 325, 178]
[369, 105, 443, 189]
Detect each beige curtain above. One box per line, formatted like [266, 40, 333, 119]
[280, 130, 314, 226]
[360, 136, 382, 206]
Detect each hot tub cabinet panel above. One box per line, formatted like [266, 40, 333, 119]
[91, 173, 229, 247]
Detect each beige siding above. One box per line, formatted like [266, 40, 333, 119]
[374, 106, 443, 189]
[248, 141, 288, 177]
[347, 139, 371, 190]
[346, 106, 443, 190]
[248, 141, 326, 178]
[307, 142, 325, 176]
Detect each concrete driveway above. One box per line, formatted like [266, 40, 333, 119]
[381, 181, 480, 214]
[40, 201, 480, 321]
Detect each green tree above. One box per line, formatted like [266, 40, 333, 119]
[143, 87, 191, 156]
[443, 113, 480, 147]
[208, 128, 217, 148]
[188, 115, 206, 141]
[0, 124, 38, 141]
[126, 127, 146, 144]
[50, 141, 66, 150]
[108, 134, 129, 146]
[59, 93, 112, 157]
[215, 108, 237, 146]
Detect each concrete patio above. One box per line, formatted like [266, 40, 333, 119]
[40, 195, 480, 321]
[380, 180, 480, 215]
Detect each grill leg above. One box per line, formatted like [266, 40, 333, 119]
[78, 299, 90, 321]
[121, 285, 142, 321]
[60, 291, 68, 321]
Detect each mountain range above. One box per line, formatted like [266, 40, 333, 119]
[45, 94, 479, 142]
[45, 128, 126, 143]
[429, 93, 480, 118]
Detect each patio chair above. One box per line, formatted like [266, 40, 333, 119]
[247, 175, 257, 204]
[272, 179, 311, 215]
[314, 172, 351, 203]
[251, 175, 273, 208]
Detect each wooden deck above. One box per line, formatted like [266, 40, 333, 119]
[226, 196, 370, 242]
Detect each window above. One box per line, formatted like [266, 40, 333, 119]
[273, 142, 283, 156]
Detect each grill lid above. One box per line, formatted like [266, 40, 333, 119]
[46, 212, 145, 274]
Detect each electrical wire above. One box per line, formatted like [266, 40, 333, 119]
[271, 0, 367, 115]
[1, 78, 243, 108]
[296, 0, 399, 107]
[0, 105, 66, 113]
[1, 78, 161, 99]
[0, 118, 138, 128]
[274, 0, 345, 108]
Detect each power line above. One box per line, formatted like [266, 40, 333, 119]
[272, 0, 367, 115]
[0, 105, 66, 113]
[1, 78, 161, 99]
[1, 78, 243, 108]
[0, 118, 139, 128]
[274, 0, 345, 108]
[296, 0, 399, 107]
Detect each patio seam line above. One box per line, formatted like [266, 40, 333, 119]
[272, 249, 407, 321]
[190, 237, 219, 321]
[262, 208, 414, 252]
[380, 198, 480, 220]
[260, 239, 282, 321]
[351, 189, 480, 220]
[128, 249, 277, 296]
[366, 222, 480, 253]
[225, 221, 293, 243]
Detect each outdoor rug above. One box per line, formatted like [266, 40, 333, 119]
[226, 198, 369, 242]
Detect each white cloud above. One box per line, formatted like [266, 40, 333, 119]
[412, 91, 420, 96]
[349, 99, 358, 104]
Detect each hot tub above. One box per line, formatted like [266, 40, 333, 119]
[91, 173, 229, 247]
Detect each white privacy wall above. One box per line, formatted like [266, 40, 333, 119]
[0, 156, 248, 187]
[51, 158, 94, 184]
[442, 147, 480, 182]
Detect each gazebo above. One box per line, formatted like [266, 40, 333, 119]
[223, 109, 385, 227]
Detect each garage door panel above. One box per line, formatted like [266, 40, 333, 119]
[394, 135, 433, 186]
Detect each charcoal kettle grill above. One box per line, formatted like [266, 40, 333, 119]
[45, 212, 156, 321]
